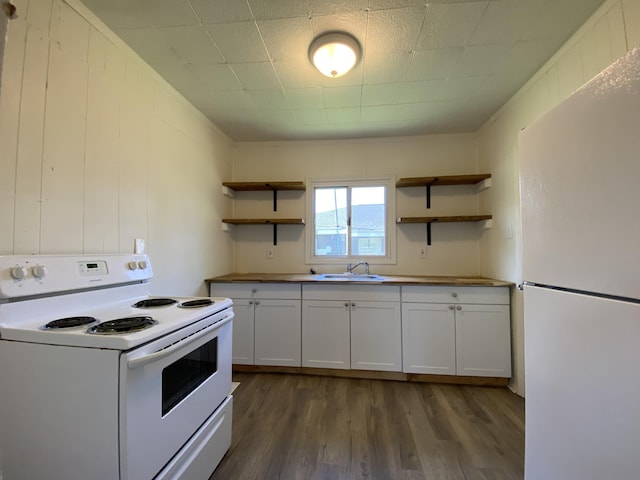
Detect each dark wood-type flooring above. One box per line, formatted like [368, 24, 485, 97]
[209, 373, 525, 480]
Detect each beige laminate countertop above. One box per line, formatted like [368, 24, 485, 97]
[206, 273, 513, 287]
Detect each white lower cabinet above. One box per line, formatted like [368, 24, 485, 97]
[454, 303, 511, 377]
[254, 299, 301, 366]
[402, 303, 456, 375]
[209, 283, 301, 367]
[301, 300, 350, 369]
[212, 281, 511, 378]
[350, 301, 402, 372]
[401, 286, 512, 378]
[228, 299, 254, 365]
[302, 284, 402, 372]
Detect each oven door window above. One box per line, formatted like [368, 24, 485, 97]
[162, 337, 218, 416]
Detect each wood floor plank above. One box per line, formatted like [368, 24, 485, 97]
[209, 373, 524, 480]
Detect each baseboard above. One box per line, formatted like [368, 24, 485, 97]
[232, 365, 509, 387]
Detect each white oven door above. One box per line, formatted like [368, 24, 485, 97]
[120, 307, 233, 480]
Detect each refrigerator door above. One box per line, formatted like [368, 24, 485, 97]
[519, 47, 640, 300]
[524, 285, 640, 480]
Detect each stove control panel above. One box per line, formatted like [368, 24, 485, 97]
[78, 260, 109, 276]
[0, 254, 153, 299]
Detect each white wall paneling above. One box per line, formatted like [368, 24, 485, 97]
[0, 0, 234, 295]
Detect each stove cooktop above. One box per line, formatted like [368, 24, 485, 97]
[0, 291, 233, 350]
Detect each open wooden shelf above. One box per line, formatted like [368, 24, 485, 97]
[396, 215, 492, 224]
[397, 215, 492, 245]
[396, 174, 491, 188]
[222, 218, 305, 225]
[221, 218, 305, 246]
[222, 181, 305, 212]
[397, 174, 492, 209]
[222, 181, 306, 191]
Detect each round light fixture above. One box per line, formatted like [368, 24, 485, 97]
[309, 32, 361, 78]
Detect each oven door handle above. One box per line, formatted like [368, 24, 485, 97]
[127, 314, 233, 369]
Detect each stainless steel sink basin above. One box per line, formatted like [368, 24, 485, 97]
[317, 273, 385, 281]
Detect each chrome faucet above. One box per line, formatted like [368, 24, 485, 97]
[347, 261, 369, 274]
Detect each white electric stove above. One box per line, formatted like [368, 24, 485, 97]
[0, 254, 234, 480]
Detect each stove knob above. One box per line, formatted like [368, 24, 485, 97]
[10, 266, 28, 280]
[31, 265, 48, 279]
[127, 261, 138, 270]
[137, 260, 147, 270]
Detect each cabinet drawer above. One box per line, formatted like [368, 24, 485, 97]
[211, 283, 301, 300]
[401, 285, 509, 305]
[302, 284, 400, 302]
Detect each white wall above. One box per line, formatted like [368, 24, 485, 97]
[0, 0, 234, 296]
[477, 0, 640, 396]
[231, 134, 489, 276]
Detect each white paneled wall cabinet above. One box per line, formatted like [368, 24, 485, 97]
[210, 282, 511, 381]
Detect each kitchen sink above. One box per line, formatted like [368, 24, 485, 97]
[317, 273, 385, 281]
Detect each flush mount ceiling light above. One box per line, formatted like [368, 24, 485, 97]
[309, 32, 361, 78]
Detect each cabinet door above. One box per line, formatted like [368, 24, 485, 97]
[302, 300, 350, 369]
[350, 301, 402, 372]
[455, 304, 511, 377]
[230, 299, 254, 365]
[254, 299, 301, 367]
[401, 303, 456, 375]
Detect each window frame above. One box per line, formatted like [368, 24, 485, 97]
[305, 176, 396, 265]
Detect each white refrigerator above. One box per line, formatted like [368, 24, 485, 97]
[520, 46, 640, 479]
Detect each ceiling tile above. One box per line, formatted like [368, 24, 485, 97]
[258, 17, 315, 63]
[327, 107, 361, 124]
[368, 0, 426, 10]
[188, 64, 243, 91]
[363, 51, 413, 83]
[365, 6, 427, 54]
[451, 44, 512, 77]
[248, 89, 290, 109]
[115, 28, 180, 65]
[362, 83, 402, 106]
[83, 0, 199, 29]
[406, 47, 464, 81]
[292, 109, 330, 125]
[466, 0, 524, 47]
[396, 78, 446, 103]
[323, 86, 363, 108]
[360, 104, 402, 123]
[155, 26, 224, 64]
[397, 75, 489, 104]
[308, 0, 368, 16]
[230, 63, 282, 90]
[285, 87, 325, 108]
[207, 22, 270, 63]
[189, 0, 254, 24]
[417, 1, 489, 50]
[311, 11, 368, 43]
[273, 60, 323, 89]
[247, 0, 310, 20]
[209, 90, 256, 110]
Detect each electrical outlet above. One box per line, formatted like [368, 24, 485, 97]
[134, 238, 145, 254]
[418, 247, 426, 258]
[266, 247, 274, 259]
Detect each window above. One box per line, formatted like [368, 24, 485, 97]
[306, 177, 396, 264]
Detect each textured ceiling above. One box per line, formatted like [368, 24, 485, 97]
[80, 0, 606, 142]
